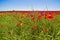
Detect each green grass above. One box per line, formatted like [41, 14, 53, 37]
[0, 14, 60, 40]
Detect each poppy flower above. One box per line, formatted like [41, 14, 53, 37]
[32, 25, 36, 30]
[37, 14, 42, 21]
[45, 14, 54, 20]
[38, 15, 41, 19]
[36, 13, 42, 22]
[31, 16, 34, 21]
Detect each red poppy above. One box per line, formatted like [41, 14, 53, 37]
[38, 15, 41, 19]
[37, 14, 42, 20]
[36, 15, 41, 22]
[31, 16, 34, 21]
[49, 12, 55, 16]
[45, 14, 54, 20]
[32, 25, 36, 29]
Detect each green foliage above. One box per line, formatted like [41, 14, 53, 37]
[0, 14, 60, 40]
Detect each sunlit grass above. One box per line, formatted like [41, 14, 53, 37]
[0, 13, 60, 40]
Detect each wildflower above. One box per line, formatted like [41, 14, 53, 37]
[32, 25, 36, 29]
[37, 15, 42, 22]
[45, 14, 54, 20]
[38, 15, 41, 19]
[31, 16, 34, 21]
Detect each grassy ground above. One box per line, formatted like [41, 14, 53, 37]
[0, 13, 60, 40]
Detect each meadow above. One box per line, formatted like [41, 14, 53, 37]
[0, 12, 60, 40]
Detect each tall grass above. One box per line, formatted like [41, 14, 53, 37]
[0, 13, 60, 40]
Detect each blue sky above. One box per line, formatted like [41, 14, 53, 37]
[0, 0, 60, 11]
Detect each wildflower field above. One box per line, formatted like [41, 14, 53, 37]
[0, 12, 60, 40]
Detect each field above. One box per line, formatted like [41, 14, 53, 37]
[0, 11, 60, 40]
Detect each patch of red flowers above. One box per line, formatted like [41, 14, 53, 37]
[31, 16, 34, 21]
[38, 15, 42, 19]
[32, 25, 36, 30]
[30, 14, 33, 17]
[30, 15, 34, 21]
[37, 14, 42, 22]
[45, 14, 54, 21]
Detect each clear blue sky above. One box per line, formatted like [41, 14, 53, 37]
[0, 0, 60, 11]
